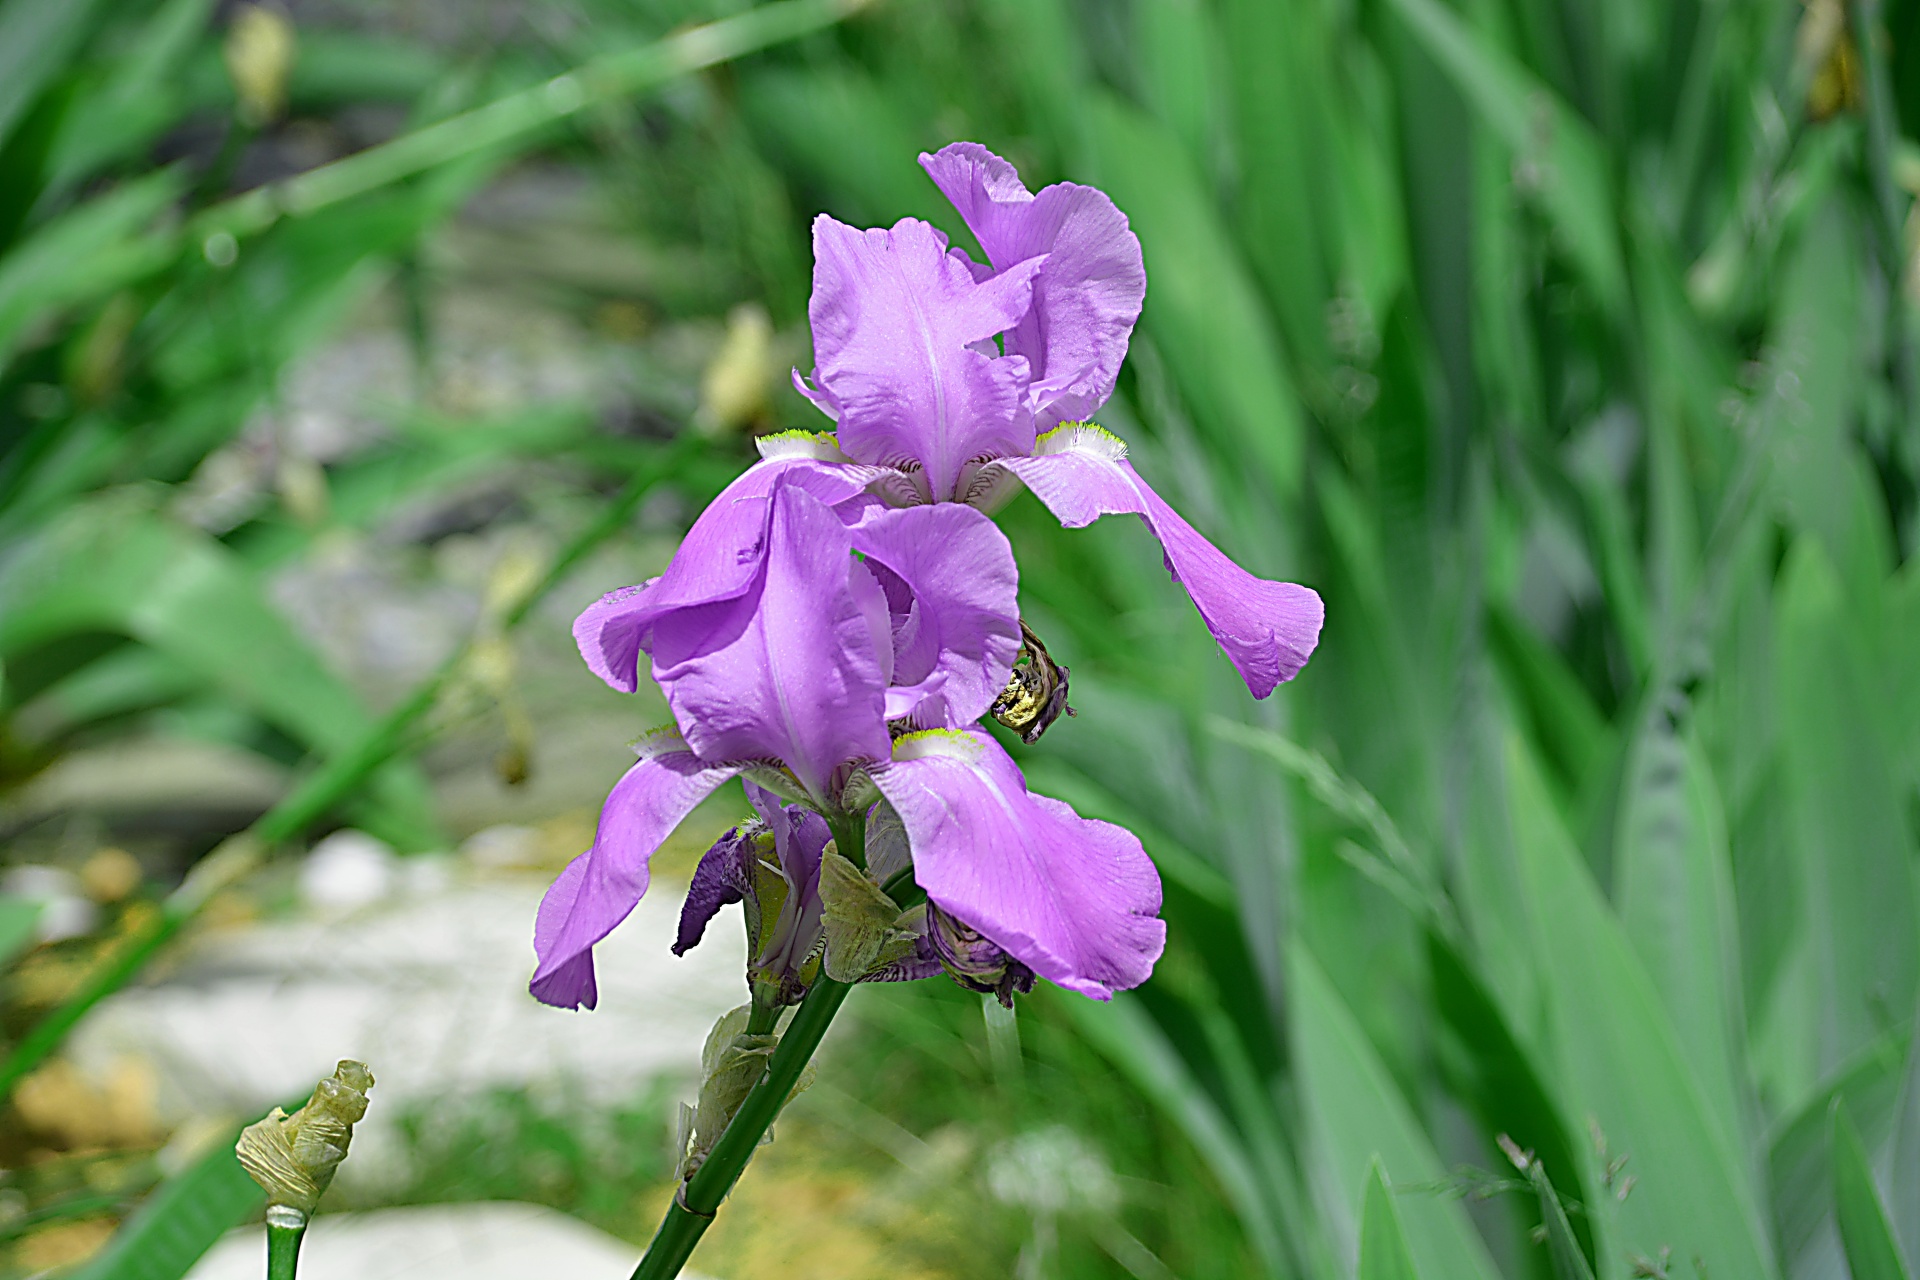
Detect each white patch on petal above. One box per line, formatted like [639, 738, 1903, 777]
[889, 728, 986, 764]
[755, 429, 852, 463]
[867, 467, 931, 508]
[959, 460, 1025, 513]
[1032, 421, 1128, 460]
[631, 725, 692, 760]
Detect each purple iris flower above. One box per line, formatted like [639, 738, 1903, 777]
[801, 141, 1324, 698]
[576, 143, 1320, 701]
[532, 474, 1165, 1010]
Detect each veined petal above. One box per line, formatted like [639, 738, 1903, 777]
[649, 480, 892, 804]
[921, 143, 1145, 429]
[532, 736, 741, 1009]
[847, 502, 1021, 727]
[1004, 425, 1323, 698]
[871, 729, 1164, 1000]
[572, 456, 872, 693]
[805, 214, 1042, 501]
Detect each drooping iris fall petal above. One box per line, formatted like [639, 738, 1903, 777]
[871, 728, 1165, 1000]
[1004, 425, 1323, 698]
[532, 737, 742, 1010]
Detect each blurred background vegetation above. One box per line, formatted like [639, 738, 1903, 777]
[1, 0, 1918, 1276]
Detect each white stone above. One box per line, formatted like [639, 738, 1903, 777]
[68, 872, 749, 1184]
[186, 1202, 718, 1280]
[299, 830, 399, 913]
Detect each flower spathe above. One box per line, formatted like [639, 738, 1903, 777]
[533, 475, 1164, 1009]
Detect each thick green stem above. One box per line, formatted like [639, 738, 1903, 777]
[266, 1214, 306, 1280]
[826, 810, 867, 869]
[631, 977, 854, 1280]
[631, 806, 905, 1279]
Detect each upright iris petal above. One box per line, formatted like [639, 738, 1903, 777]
[920, 142, 1146, 430]
[801, 216, 1043, 502]
[846, 501, 1022, 726]
[573, 453, 877, 694]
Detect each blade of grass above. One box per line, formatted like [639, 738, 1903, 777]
[1060, 991, 1292, 1279]
[1498, 728, 1775, 1278]
[195, 0, 878, 245]
[1834, 1099, 1916, 1280]
[67, 1126, 261, 1280]
[1359, 1159, 1422, 1280]
[1290, 941, 1501, 1280]
[0, 438, 704, 1099]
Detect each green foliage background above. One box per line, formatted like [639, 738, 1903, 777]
[3, 0, 1920, 1276]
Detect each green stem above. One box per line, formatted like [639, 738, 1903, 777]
[826, 810, 867, 869]
[630, 809, 907, 1279]
[266, 1215, 306, 1280]
[632, 977, 854, 1280]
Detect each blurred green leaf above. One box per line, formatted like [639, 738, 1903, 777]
[0, 170, 182, 361]
[1770, 1033, 1907, 1269]
[1359, 1159, 1421, 1280]
[0, 0, 106, 148]
[0, 491, 439, 848]
[1775, 537, 1918, 1079]
[1385, 0, 1625, 315]
[1499, 730, 1774, 1278]
[0, 895, 41, 965]
[69, 1128, 261, 1280]
[1061, 991, 1292, 1278]
[1291, 941, 1500, 1280]
[1611, 715, 1745, 1163]
[1084, 94, 1304, 499]
[1833, 1100, 1915, 1280]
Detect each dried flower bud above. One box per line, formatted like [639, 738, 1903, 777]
[927, 904, 1035, 1008]
[990, 621, 1073, 744]
[235, 1060, 373, 1215]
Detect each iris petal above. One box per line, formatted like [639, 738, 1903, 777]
[872, 729, 1164, 1000]
[1004, 426, 1323, 698]
[649, 480, 893, 805]
[921, 143, 1146, 429]
[846, 502, 1022, 727]
[531, 741, 742, 1009]
[804, 215, 1042, 501]
[572, 457, 873, 693]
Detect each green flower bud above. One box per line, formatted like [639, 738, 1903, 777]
[235, 1060, 373, 1216]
